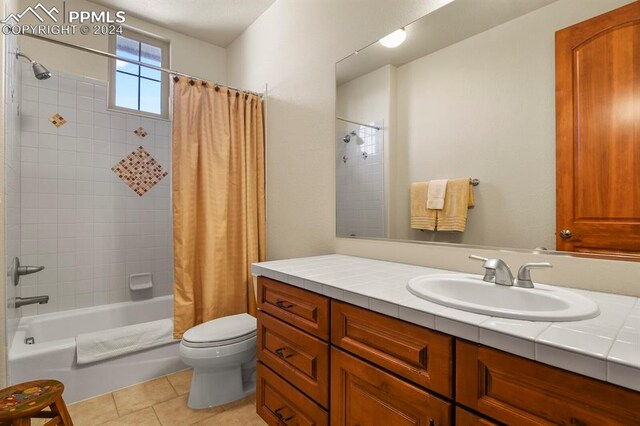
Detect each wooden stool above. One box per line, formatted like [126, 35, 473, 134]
[0, 380, 73, 426]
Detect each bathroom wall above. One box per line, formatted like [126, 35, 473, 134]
[4, 33, 21, 355]
[228, 0, 451, 259]
[18, 66, 172, 315]
[15, 0, 227, 83]
[227, 0, 640, 297]
[1, 0, 22, 387]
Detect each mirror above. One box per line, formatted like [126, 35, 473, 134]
[335, 0, 637, 258]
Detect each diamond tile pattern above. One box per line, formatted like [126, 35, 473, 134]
[112, 146, 168, 196]
[49, 113, 66, 127]
[134, 127, 148, 138]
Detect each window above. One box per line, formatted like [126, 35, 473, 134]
[109, 29, 169, 118]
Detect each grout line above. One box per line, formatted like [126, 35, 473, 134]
[110, 393, 121, 418]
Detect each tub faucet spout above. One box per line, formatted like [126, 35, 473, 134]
[15, 295, 49, 308]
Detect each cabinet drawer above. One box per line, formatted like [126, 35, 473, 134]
[258, 277, 330, 340]
[456, 340, 640, 425]
[455, 407, 498, 426]
[331, 347, 451, 426]
[257, 311, 329, 408]
[257, 362, 328, 426]
[331, 300, 453, 397]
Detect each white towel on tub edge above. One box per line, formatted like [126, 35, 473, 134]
[76, 318, 175, 365]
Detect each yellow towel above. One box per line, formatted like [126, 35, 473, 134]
[437, 178, 475, 232]
[410, 182, 436, 231]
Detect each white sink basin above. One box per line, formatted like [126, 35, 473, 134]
[407, 274, 599, 321]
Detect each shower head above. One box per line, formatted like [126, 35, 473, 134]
[16, 50, 51, 80]
[343, 131, 357, 144]
[31, 62, 51, 80]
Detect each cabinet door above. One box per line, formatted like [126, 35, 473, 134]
[456, 340, 640, 425]
[257, 362, 328, 426]
[258, 277, 330, 340]
[454, 407, 498, 426]
[257, 311, 329, 408]
[331, 347, 451, 426]
[331, 300, 453, 397]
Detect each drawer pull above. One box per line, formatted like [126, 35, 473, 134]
[276, 299, 294, 309]
[429, 419, 435, 426]
[275, 407, 294, 421]
[274, 347, 295, 359]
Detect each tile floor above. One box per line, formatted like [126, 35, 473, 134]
[35, 369, 266, 426]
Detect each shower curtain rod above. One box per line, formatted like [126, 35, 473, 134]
[17, 31, 263, 97]
[335, 116, 380, 131]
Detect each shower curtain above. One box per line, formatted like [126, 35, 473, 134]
[172, 78, 266, 339]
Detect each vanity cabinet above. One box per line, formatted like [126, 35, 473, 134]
[456, 340, 640, 425]
[256, 276, 640, 425]
[331, 347, 451, 425]
[256, 277, 330, 425]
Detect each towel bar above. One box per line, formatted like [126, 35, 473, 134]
[470, 178, 480, 186]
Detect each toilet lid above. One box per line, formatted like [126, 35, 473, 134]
[182, 313, 256, 347]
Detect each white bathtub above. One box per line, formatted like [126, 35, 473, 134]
[8, 296, 186, 403]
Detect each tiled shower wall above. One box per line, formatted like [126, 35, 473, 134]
[19, 65, 173, 315]
[336, 122, 385, 238]
[5, 34, 22, 349]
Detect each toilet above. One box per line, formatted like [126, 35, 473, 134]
[179, 313, 257, 409]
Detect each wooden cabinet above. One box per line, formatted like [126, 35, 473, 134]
[257, 311, 329, 407]
[454, 408, 498, 426]
[456, 340, 640, 425]
[256, 279, 330, 425]
[256, 363, 328, 426]
[256, 277, 640, 425]
[331, 300, 453, 398]
[331, 347, 451, 426]
[258, 277, 330, 340]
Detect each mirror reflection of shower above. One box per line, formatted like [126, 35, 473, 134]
[335, 117, 386, 239]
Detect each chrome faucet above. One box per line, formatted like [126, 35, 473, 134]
[470, 256, 553, 288]
[514, 263, 552, 288]
[469, 255, 514, 286]
[15, 295, 49, 308]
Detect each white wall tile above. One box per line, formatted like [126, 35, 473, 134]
[20, 69, 174, 314]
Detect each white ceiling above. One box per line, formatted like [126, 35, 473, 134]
[91, 0, 276, 47]
[336, 0, 559, 85]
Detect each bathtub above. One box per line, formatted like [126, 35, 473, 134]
[8, 296, 186, 403]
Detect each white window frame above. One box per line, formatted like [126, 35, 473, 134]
[108, 28, 170, 119]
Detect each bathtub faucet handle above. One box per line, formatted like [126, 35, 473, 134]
[12, 257, 45, 286]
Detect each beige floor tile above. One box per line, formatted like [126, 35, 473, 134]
[166, 369, 193, 395]
[196, 398, 265, 426]
[68, 393, 119, 426]
[100, 407, 161, 425]
[153, 394, 224, 426]
[113, 377, 177, 416]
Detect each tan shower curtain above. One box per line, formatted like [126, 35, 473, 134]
[172, 79, 266, 339]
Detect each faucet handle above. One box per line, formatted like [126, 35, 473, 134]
[468, 255, 495, 283]
[468, 255, 489, 262]
[515, 262, 552, 288]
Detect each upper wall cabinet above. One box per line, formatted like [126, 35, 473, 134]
[334, 0, 638, 261]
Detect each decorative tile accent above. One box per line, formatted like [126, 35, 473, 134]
[111, 146, 168, 196]
[134, 127, 148, 139]
[49, 113, 66, 127]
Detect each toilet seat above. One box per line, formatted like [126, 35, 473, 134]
[181, 313, 256, 348]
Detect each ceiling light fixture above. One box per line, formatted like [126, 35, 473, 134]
[379, 28, 406, 48]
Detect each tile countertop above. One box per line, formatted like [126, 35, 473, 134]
[252, 254, 640, 392]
